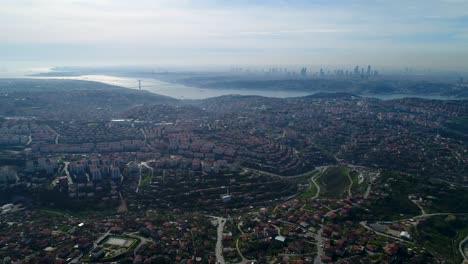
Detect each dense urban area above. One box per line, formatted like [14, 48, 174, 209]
[0, 78, 467, 264]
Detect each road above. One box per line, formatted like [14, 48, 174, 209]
[314, 226, 324, 264]
[459, 234, 468, 262]
[398, 212, 465, 223]
[275, 168, 324, 213]
[248, 166, 327, 199]
[136, 165, 142, 193]
[140, 129, 157, 151]
[235, 238, 252, 264]
[309, 170, 323, 199]
[364, 183, 372, 199]
[206, 216, 227, 264]
[363, 171, 379, 199]
[245, 166, 331, 264]
[432, 178, 468, 189]
[362, 214, 468, 247]
[62, 162, 73, 185]
[409, 197, 426, 215]
[235, 222, 253, 264]
[247, 165, 363, 183]
[71, 229, 111, 263]
[346, 169, 353, 198]
[245, 165, 386, 264]
[126, 232, 155, 257]
[117, 192, 128, 213]
[272, 224, 282, 236]
[136, 161, 155, 193]
[245, 166, 331, 180]
[360, 221, 412, 243]
[140, 161, 154, 172]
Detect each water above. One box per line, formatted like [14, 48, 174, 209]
[0, 64, 462, 100]
[30, 74, 461, 100]
[0, 61, 56, 78]
[30, 74, 314, 99]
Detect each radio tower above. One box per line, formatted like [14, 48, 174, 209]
[138, 80, 141, 90]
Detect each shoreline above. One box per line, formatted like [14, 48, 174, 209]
[0, 75, 465, 101]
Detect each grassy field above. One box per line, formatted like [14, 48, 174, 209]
[424, 179, 468, 214]
[413, 215, 468, 264]
[82, 236, 140, 262]
[37, 209, 68, 217]
[446, 116, 468, 134]
[298, 171, 320, 200]
[318, 167, 350, 199]
[442, 116, 468, 141]
[364, 170, 468, 222]
[140, 172, 153, 188]
[58, 225, 72, 232]
[365, 172, 424, 221]
[298, 182, 318, 200]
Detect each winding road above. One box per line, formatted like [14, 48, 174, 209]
[359, 221, 413, 243]
[309, 171, 323, 199]
[346, 169, 353, 198]
[459, 234, 468, 263]
[245, 165, 331, 180]
[235, 222, 255, 264]
[409, 197, 427, 215]
[125, 232, 155, 257]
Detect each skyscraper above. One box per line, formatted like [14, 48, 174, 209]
[354, 66, 359, 75]
[300, 67, 307, 77]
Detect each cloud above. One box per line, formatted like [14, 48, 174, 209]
[1, 0, 467, 70]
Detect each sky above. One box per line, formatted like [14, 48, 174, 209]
[1, 0, 468, 71]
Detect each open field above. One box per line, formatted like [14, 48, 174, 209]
[106, 237, 134, 248]
[413, 215, 468, 264]
[140, 172, 153, 189]
[82, 236, 139, 262]
[318, 167, 350, 199]
[365, 171, 468, 221]
[298, 171, 321, 200]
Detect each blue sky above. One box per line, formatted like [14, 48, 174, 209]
[1, 0, 468, 71]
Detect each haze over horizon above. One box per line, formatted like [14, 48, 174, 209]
[2, 0, 468, 72]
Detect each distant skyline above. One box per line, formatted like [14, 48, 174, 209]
[2, 0, 468, 71]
